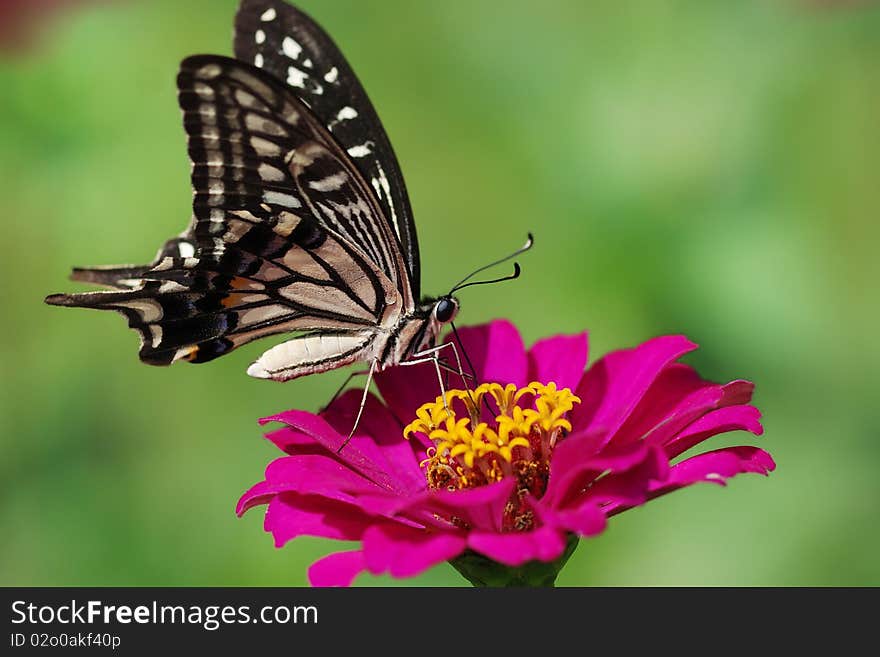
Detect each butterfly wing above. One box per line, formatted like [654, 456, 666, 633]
[46, 55, 403, 376]
[234, 0, 420, 301]
[68, 234, 197, 290]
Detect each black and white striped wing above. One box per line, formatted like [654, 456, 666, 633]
[68, 234, 197, 290]
[234, 0, 421, 302]
[46, 55, 402, 371]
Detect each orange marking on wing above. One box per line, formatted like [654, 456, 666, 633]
[220, 277, 256, 308]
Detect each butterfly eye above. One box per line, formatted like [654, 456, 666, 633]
[434, 297, 458, 324]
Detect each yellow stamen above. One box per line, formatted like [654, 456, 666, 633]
[405, 381, 581, 499]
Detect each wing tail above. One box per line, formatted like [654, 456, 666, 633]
[44, 282, 232, 366]
[66, 235, 198, 290]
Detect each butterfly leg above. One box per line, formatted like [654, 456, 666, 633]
[437, 357, 475, 383]
[405, 340, 473, 410]
[398, 349, 450, 408]
[411, 341, 472, 391]
[337, 359, 378, 453]
[323, 367, 371, 411]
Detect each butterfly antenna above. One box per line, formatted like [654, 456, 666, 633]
[449, 233, 533, 294]
[451, 263, 521, 294]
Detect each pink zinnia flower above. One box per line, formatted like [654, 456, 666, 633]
[238, 320, 774, 586]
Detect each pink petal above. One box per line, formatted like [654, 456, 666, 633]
[357, 477, 516, 531]
[616, 374, 756, 450]
[467, 525, 568, 566]
[544, 434, 650, 508]
[540, 430, 608, 507]
[374, 359, 442, 428]
[611, 363, 716, 444]
[308, 550, 367, 587]
[426, 478, 516, 532]
[338, 489, 449, 531]
[664, 405, 764, 459]
[355, 479, 516, 534]
[719, 380, 756, 406]
[237, 480, 282, 516]
[664, 446, 776, 487]
[260, 410, 409, 494]
[321, 390, 425, 494]
[264, 426, 323, 455]
[362, 523, 467, 578]
[253, 454, 382, 504]
[572, 335, 698, 446]
[265, 493, 373, 547]
[456, 319, 528, 386]
[605, 447, 776, 516]
[580, 445, 669, 509]
[527, 332, 589, 391]
[539, 501, 607, 537]
[236, 451, 382, 517]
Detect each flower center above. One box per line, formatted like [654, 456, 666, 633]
[404, 382, 581, 531]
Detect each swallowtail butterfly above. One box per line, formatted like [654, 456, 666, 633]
[45, 0, 529, 407]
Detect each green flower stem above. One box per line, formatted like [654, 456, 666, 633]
[448, 534, 580, 587]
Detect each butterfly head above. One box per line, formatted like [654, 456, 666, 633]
[432, 296, 460, 325]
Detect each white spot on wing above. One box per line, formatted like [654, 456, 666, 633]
[250, 135, 282, 156]
[347, 143, 373, 158]
[119, 300, 162, 323]
[337, 106, 358, 121]
[274, 212, 301, 237]
[254, 53, 264, 67]
[307, 172, 348, 192]
[263, 191, 302, 208]
[158, 281, 187, 294]
[374, 162, 400, 232]
[260, 8, 276, 21]
[193, 82, 214, 99]
[234, 88, 259, 108]
[324, 67, 339, 83]
[303, 58, 313, 68]
[178, 242, 196, 258]
[286, 66, 307, 88]
[255, 29, 266, 44]
[149, 325, 163, 349]
[282, 36, 303, 59]
[196, 63, 222, 79]
[258, 162, 286, 182]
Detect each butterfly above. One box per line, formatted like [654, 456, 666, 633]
[45, 0, 530, 423]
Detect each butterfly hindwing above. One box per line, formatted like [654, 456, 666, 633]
[68, 234, 197, 290]
[234, 0, 420, 300]
[45, 212, 395, 368]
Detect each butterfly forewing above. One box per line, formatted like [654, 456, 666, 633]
[234, 0, 420, 299]
[179, 55, 409, 303]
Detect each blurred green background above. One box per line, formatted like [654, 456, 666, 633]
[1, 0, 878, 586]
